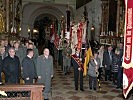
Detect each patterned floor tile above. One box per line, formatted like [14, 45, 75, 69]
[50, 67, 129, 100]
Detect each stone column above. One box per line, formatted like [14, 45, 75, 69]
[12, 0, 15, 33]
[116, 0, 120, 36]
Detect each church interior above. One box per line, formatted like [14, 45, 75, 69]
[0, 0, 131, 100]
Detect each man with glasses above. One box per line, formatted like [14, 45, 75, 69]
[2, 47, 20, 83]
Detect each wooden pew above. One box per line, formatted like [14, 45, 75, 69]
[0, 84, 44, 100]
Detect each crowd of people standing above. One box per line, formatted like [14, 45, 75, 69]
[61, 42, 123, 91]
[0, 37, 124, 99]
[0, 38, 53, 100]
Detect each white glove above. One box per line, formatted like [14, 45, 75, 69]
[78, 68, 81, 71]
[38, 76, 41, 79]
[51, 75, 53, 78]
[26, 77, 29, 80]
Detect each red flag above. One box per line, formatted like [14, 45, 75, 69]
[77, 22, 83, 51]
[50, 24, 55, 43]
[123, 0, 133, 98]
[54, 33, 60, 48]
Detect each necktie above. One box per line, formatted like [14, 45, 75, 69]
[109, 51, 112, 62]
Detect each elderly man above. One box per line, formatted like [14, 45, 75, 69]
[2, 47, 20, 83]
[36, 48, 53, 100]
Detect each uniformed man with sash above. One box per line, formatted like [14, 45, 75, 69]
[72, 49, 84, 91]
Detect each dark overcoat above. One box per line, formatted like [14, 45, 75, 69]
[22, 56, 37, 79]
[2, 55, 20, 83]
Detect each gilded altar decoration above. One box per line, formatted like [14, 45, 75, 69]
[0, 0, 5, 33]
[0, 13, 4, 33]
[0, 0, 22, 34]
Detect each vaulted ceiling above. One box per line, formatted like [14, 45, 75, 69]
[76, 0, 92, 9]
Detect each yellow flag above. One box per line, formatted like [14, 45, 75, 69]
[83, 47, 93, 76]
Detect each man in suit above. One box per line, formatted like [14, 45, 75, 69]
[102, 45, 113, 81]
[36, 48, 53, 100]
[27, 42, 39, 66]
[14, 41, 25, 65]
[22, 49, 37, 84]
[2, 47, 20, 83]
[72, 49, 84, 91]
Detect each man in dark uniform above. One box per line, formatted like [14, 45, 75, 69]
[72, 49, 84, 91]
[2, 47, 20, 83]
[22, 49, 37, 84]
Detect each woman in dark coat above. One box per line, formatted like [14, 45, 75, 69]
[112, 49, 121, 85]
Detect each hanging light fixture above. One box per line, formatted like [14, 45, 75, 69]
[91, 25, 95, 31]
[19, 27, 21, 31]
[33, 29, 39, 33]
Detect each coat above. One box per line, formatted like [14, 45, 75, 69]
[22, 56, 37, 79]
[62, 47, 72, 67]
[112, 54, 121, 73]
[2, 55, 20, 83]
[32, 47, 39, 66]
[88, 57, 101, 77]
[0, 52, 8, 82]
[102, 50, 113, 70]
[15, 47, 26, 65]
[36, 55, 53, 93]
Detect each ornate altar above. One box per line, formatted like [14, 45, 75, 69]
[99, 0, 124, 45]
[0, 0, 22, 36]
[0, 0, 5, 33]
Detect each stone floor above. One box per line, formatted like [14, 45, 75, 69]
[48, 66, 130, 100]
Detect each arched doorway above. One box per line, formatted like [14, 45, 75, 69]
[21, 2, 73, 55]
[33, 13, 58, 54]
[21, 3, 70, 38]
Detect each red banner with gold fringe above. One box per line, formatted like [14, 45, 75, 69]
[123, 0, 133, 98]
[77, 23, 83, 51]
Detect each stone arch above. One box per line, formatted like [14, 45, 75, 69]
[29, 6, 65, 29]
[21, 2, 73, 37]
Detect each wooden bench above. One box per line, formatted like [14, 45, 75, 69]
[0, 84, 44, 100]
